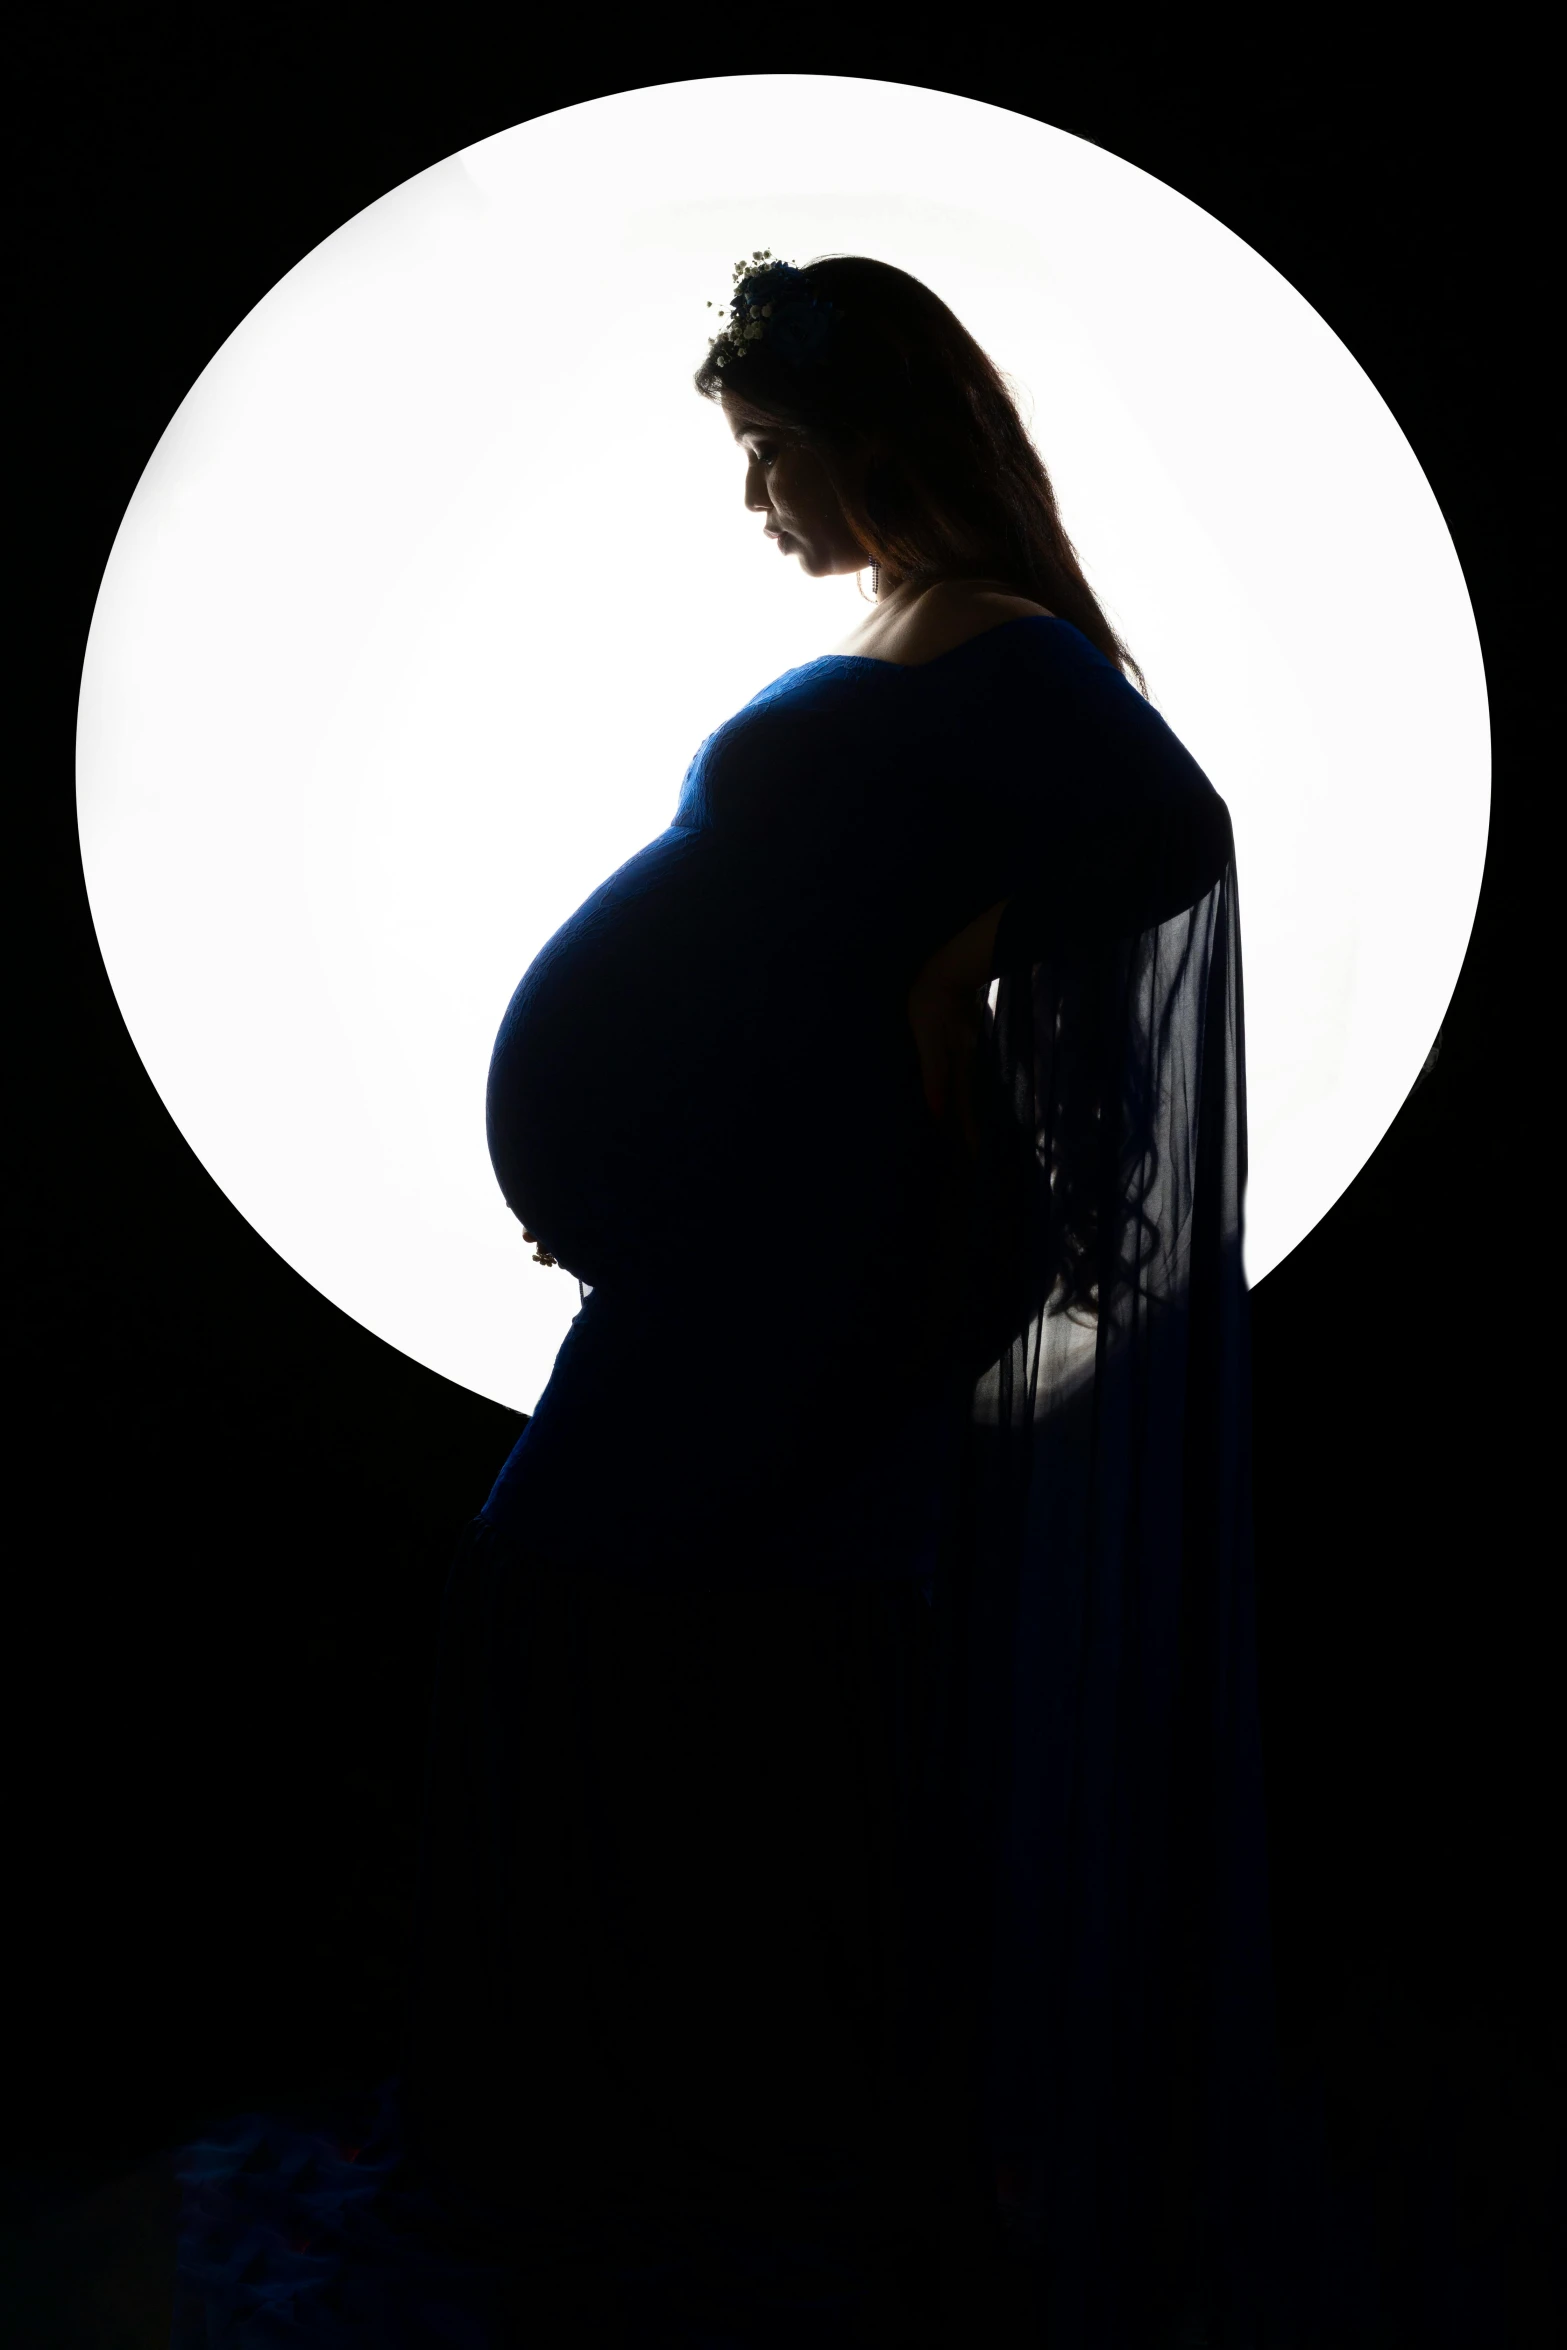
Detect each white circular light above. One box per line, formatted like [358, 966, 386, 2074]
[76, 75, 1488, 1415]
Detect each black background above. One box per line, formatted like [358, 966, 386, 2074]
[10, 0, 1555, 2305]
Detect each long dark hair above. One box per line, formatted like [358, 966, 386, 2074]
[694, 251, 1150, 703]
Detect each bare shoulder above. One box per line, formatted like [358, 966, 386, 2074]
[925, 577, 1055, 626]
[883, 579, 1055, 666]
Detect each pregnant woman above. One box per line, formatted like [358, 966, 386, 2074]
[171, 253, 1273, 2348]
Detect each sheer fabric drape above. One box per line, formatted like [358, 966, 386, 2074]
[918, 839, 1273, 2342]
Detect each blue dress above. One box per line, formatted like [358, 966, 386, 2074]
[170, 619, 1326, 2345]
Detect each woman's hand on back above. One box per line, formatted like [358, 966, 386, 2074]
[906, 895, 1007, 1158]
[907, 975, 985, 1149]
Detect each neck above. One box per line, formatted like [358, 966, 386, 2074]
[875, 573, 925, 615]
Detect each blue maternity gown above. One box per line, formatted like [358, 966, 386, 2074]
[169, 615, 1278, 2347]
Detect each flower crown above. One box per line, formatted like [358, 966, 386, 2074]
[705, 251, 844, 372]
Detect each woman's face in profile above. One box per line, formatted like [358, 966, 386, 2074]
[722, 393, 870, 582]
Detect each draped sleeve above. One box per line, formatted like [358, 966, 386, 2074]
[906, 627, 1272, 2342]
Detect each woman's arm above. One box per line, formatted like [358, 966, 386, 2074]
[907, 896, 1009, 1141]
[914, 895, 1009, 996]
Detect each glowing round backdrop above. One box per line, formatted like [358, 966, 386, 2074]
[76, 74, 1489, 1416]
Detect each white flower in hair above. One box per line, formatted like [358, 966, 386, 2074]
[704, 250, 842, 372]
